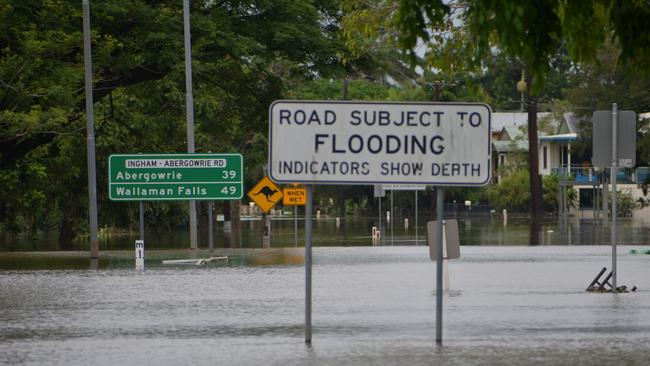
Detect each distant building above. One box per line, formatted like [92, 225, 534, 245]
[490, 111, 650, 217]
[490, 112, 579, 179]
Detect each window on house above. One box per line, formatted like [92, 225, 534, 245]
[543, 146, 548, 170]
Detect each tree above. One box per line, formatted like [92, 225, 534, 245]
[390, 0, 650, 244]
[0, 0, 370, 247]
[563, 40, 650, 167]
[488, 168, 575, 213]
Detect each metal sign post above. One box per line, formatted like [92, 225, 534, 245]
[139, 201, 144, 241]
[391, 189, 394, 246]
[378, 196, 382, 244]
[435, 189, 444, 343]
[611, 103, 618, 292]
[305, 185, 313, 343]
[592, 106, 636, 294]
[415, 190, 419, 245]
[208, 201, 214, 251]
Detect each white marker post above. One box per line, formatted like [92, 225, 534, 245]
[135, 240, 144, 270]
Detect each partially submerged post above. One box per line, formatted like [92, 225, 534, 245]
[592, 107, 636, 294]
[208, 201, 214, 251]
[305, 185, 313, 343]
[435, 190, 444, 343]
[139, 201, 144, 242]
[135, 240, 144, 270]
[428, 217, 461, 341]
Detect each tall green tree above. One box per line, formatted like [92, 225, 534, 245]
[0, 0, 373, 247]
[392, 0, 650, 244]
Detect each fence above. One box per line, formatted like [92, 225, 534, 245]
[550, 166, 644, 184]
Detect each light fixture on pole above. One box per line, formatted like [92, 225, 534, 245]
[516, 69, 527, 112]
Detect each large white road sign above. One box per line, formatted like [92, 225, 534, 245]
[269, 101, 491, 186]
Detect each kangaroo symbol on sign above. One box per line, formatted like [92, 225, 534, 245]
[253, 186, 279, 203]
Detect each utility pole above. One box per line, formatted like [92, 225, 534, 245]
[82, 0, 99, 259]
[183, 0, 198, 249]
[523, 67, 542, 245]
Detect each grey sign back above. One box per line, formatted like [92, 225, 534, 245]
[427, 219, 460, 260]
[591, 110, 636, 167]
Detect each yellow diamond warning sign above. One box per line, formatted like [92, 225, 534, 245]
[248, 176, 283, 214]
[283, 187, 307, 206]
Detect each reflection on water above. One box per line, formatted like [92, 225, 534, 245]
[1, 246, 649, 365]
[3, 215, 650, 251]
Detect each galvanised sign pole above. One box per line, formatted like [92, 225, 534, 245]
[108, 153, 243, 201]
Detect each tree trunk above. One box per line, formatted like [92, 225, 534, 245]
[430, 188, 437, 220]
[337, 190, 345, 219]
[223, 201, 232, 222]
[230, 200, 241, 248]
[526, 68, 542, 245]
[59, 215, 76, 250]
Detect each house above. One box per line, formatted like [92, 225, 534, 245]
[491, 125, 528, 183]
[491, 111, 650, 216]
[538, 112, 579, 178]
[490, 112, 582, 180]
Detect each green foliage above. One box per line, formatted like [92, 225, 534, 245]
[541, 174, 576, 212]
[289, 79, 392, 100]
[488, 169, 530, 212]
[1, 0, 379, 247]
[445, 187, 489, 206]
[394, 0, 650, 92]
[611, 191, 639, 217]
[488, 168, 573, 212]
[562, 41, 650, 165]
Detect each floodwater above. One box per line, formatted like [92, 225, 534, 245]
[3, 215, 650, 251]
[1, 245, 649, 365]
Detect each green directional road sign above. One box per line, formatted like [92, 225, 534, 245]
[108, 153, 243, 201]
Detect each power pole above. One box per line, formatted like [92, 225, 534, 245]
[82, 0, 99, 259]
[525, 68, 542, 245]
[183, 0, 198, 249]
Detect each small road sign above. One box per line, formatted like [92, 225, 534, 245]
[381, 184, 426, 190]
[592, 110, 636, 167]
[248, 176, 283, 213]
[109, 153, 243, 201]
[283, 187, 307, 205]
[135, 240, 144, 270]
[427, 220, 460, 260]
